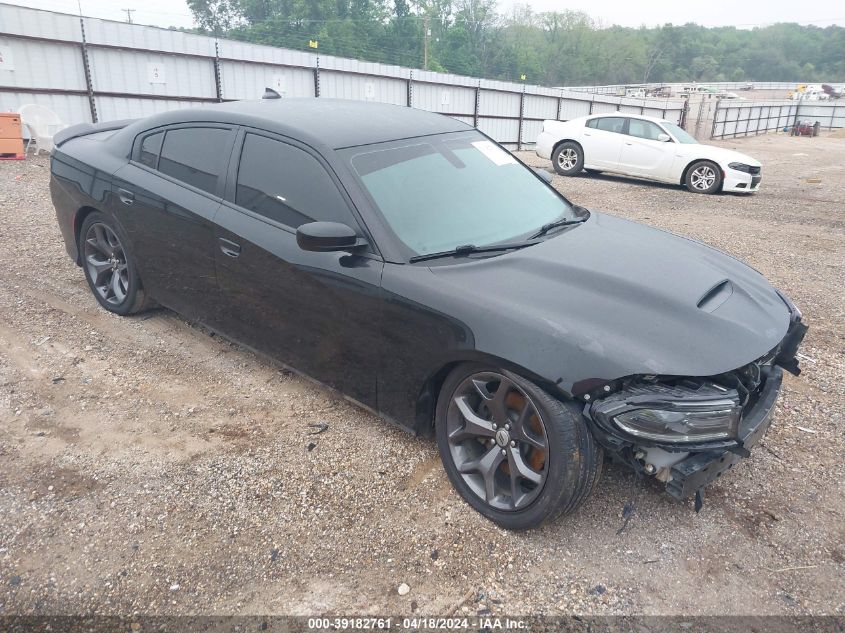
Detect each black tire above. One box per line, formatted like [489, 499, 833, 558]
[551, 141, 584, 176]
[78, 211, 152, 315]
[435, 363, 603, 530]
[684, 160, 722, 194]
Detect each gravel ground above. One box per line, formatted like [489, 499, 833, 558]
[0, 131, 843, 617]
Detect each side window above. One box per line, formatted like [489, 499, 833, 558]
[235, 134, 353, 229]
[158, 127, 230, 196]
[138, 131, 163, 169]
[586, 118, 598, 129]
[628, 119, 665, 141]
[594, 117, 626, 134]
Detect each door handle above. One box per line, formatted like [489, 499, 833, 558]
[219, 237, 241, 258]
[584, 132, 592, 136]
[118, 188, 134, 205]
[625, 142, 633, 146]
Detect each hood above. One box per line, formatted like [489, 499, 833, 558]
[687, 143, 761, 167]
[427, 212, 790, 388]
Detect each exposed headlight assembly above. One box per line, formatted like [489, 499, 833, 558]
[590, 380, 741, 443]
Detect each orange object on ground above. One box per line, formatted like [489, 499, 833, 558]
[0, 112, 25, 159]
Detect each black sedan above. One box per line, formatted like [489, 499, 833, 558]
[50, 99, 807, 529]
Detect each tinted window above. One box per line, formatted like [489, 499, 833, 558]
[138, 131, 163, 169]
[627, 119, 665, 141]
[158, 128, 230, 195]
[236, 134, 352, 229]
[586, 118, 598, 129]
[594, 117, 626, 134]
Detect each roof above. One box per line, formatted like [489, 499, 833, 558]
[141, 98, 472, 150]
[586, 112, 671, 124]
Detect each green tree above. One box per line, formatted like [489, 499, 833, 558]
[184, 0, 845, 84]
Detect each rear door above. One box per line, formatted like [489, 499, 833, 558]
[212, 130, 384, 407]
[582, 116, 627, 170]
[112, 124, 235, 324]
[617, 118, 676, 180]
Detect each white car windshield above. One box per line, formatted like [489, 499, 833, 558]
[348, 132, 573, 257]
[662, 122, 699, 144]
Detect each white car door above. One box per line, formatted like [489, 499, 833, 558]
[618, 119, 677, 181]
[582, 116, 627, 170]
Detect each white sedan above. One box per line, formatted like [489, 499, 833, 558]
[535, 113, 762, 194]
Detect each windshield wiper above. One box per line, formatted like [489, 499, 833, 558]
[530, 214, 588, 239]
[409, 241, 537, 263]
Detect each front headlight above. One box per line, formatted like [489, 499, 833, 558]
[728, 162, 753, 173]
[590, 381, 741, 443]
[613, 402, 740, 442]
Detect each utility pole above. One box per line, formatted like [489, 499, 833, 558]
[122, 8, 135, 24]
[423, 15, 430, 71]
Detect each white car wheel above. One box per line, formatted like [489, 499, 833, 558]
[685, 160, 722, 194]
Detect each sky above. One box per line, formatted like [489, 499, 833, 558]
[6, 0, 845, 30]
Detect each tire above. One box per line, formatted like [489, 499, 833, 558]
[685, 160, 722, 194]
[78, 211, 152, 315]
[435, 363, 603, 530]
[551, 141, 584, 176]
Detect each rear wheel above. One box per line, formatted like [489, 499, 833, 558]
[435, 363, 602, 530]
[685, 160, 722, 194]
[551, 142, 584, 176]
[79, 212, 152, 315]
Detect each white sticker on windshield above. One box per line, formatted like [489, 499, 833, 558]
[471, 140, 517, 166]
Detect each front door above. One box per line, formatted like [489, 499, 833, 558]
[213, 131, 384, 407]
[617, 118, 676, 180]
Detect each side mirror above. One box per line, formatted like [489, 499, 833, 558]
[657, 133, 672, 142]
[296, 221, 364, 252]
[533, 167, 553, 183]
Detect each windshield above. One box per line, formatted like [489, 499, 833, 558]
[661, 122, 698, 144]
[347, 132, 572, 257]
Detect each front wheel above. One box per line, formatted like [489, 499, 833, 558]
[685, 160, 722, 194]
[435, 364, 603, 530]
[551, 142, 584, 176]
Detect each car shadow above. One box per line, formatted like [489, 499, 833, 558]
[576, 171, 684, 192]
[572, 171, 752, 196]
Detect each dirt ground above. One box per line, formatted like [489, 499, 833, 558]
[0, 131, 843, 617]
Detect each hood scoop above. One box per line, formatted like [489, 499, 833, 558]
[697, 279, 734, 313]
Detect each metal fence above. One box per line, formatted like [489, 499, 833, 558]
[710, 99, 844, 138]
[0, 3, 688, 149]
[564, 81, 821, 96]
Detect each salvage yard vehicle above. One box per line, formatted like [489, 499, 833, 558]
[536, 113, 762, 193]
[50, 99, 807, 530]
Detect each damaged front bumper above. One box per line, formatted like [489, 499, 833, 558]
[583, 307, 807, 503]
[664, 365, 781, 499]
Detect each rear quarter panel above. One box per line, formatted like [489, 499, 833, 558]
[49, 132, 133, 263]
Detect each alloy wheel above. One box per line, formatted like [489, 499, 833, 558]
[445, 372, 549, 511]
[83, 223, 129, 306]
[557, 148, 578, 171]
[690, 165, 717, 190]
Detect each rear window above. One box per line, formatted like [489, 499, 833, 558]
[138, 131, 163, 169]
[158, 128, 230, 195]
